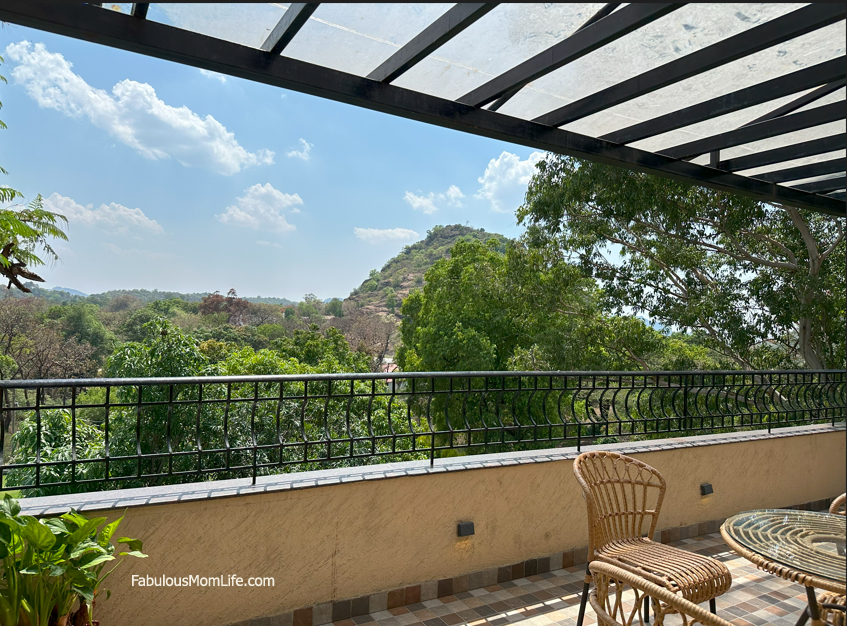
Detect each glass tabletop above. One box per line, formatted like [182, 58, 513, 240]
[723, 509, 846, 583]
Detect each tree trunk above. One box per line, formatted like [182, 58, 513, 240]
[798, 316, 826, 370]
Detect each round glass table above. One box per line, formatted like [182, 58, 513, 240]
[721, 509, 845, 626]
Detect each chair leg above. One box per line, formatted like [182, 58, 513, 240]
[710, 598, 716, 614]
[794, 607, 810, 626]
[576, 563, 591, 626]
[643, 596, 650, 623]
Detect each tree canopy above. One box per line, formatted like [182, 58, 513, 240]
[396, 239, 677, 373]
[518, 156, 846, 371]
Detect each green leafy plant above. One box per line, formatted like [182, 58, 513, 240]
[0, 494, 146, 626]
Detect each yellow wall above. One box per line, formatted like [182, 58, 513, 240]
[72, 430, 844, 625]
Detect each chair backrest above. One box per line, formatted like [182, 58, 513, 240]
[830, 493, 846, 516]
[589, 561, 734, 626]
[573, 451, 666, 557]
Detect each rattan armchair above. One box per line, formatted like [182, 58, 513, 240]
[819, 496, 846, 626]
[830, 493, 846, 516]
[589, 561, 734, 626]
[574, 451, 732, 626]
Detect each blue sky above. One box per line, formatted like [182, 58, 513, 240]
[0, 22, 544, 301]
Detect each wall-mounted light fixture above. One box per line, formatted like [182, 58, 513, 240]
[700, 483, 714, 496]
[457, 521, 475, 537]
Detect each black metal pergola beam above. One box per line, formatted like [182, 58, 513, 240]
[0, 2, 842, 217]
[754, 158, 846, 184]
[743, 80, 845, 127]
[574, 3, 620, 33]
[792, 176, 846, 194]
[719, 134, 846, 172]
[488, 2, 622, 112]
[130, 3, 148, 20]
[261, 3, 319, 55]
[458, 3, 683, 108]
[601, 59, 845, 145]
[659, 101, 845, 160]
[367, 3, 497, 83]
[534, 4, 846, 127]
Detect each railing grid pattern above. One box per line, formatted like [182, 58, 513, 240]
[0, 370, 843, 495]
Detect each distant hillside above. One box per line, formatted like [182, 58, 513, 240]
[85, 289, 210, 306]
[8, 283, 89, 304]
[52, 286, 88, 297]
[9, 286, 295, 307]
[346, 224, 510, 315]
[244, 295, 296, 306]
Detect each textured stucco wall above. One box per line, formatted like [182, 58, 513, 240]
[37, 429, 844, 625]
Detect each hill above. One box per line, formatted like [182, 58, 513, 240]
[52, 286, 88, 297]
[346, 224, 510, 315]
[243, 295, 296, 305]
[10, 286, 295, 307]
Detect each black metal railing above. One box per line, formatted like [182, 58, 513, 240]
[0, 370, 843, 496]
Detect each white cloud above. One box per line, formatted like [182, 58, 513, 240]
[216, 183, 301, 233]
[256, 240, 281, 248]
[286, 138, 312, 161]
[354, 227, 419, 244]
[475, 151, 545, 212]
[5, 41, 274, 175]
[445, 185, 464, 205]
[403, 185, 464, 214]
[403, 191, 439, 214]
[44, 192, 163, 234]
[198, 68, 227, 84]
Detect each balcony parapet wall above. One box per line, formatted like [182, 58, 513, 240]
[18, 423, 847, 626]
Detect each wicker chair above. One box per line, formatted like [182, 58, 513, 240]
[574, 451, 732, 626]
[816, 593, 846, 626]
[589, 561, 734, 626]
[819, 497, 846, 626]
[830, 493, 846, 516]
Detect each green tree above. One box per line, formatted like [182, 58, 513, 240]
[7, 409, 105, 496]
[397, 238, 661, 373]
[384, 288, 396, 314]
[518, 156, 846, 370]
[324, 297, 343, 317]
[54, 302, 116, 361]
[272, 325, 369, 372]
[0, 196, 69, 293]
[119, 307, 160, 342]
[1, 59, 69, 292]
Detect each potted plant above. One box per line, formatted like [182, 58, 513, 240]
[0, 494, 146, 626]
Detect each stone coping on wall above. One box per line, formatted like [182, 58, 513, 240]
[17, 422, 844, 517]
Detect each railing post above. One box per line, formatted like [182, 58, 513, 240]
[0, 389, 4, 479]
[683, 375, 689, 433]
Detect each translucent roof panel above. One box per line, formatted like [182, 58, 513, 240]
[741, 150, 846, 178]
[149, 3, 288, 49]
[498, 3, 806, 123]
[392, 3, 609, 101]
[628, 90, 822, 155]
[711, 119, 845, 161]
[777, 173, 846, 189]
[565, 20, 846, 144]
[281, 4, 453, 77]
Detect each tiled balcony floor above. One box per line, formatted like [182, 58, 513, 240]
[337, 533, 820, 626]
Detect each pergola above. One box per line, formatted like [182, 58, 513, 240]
[1, 2, 844, 217]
